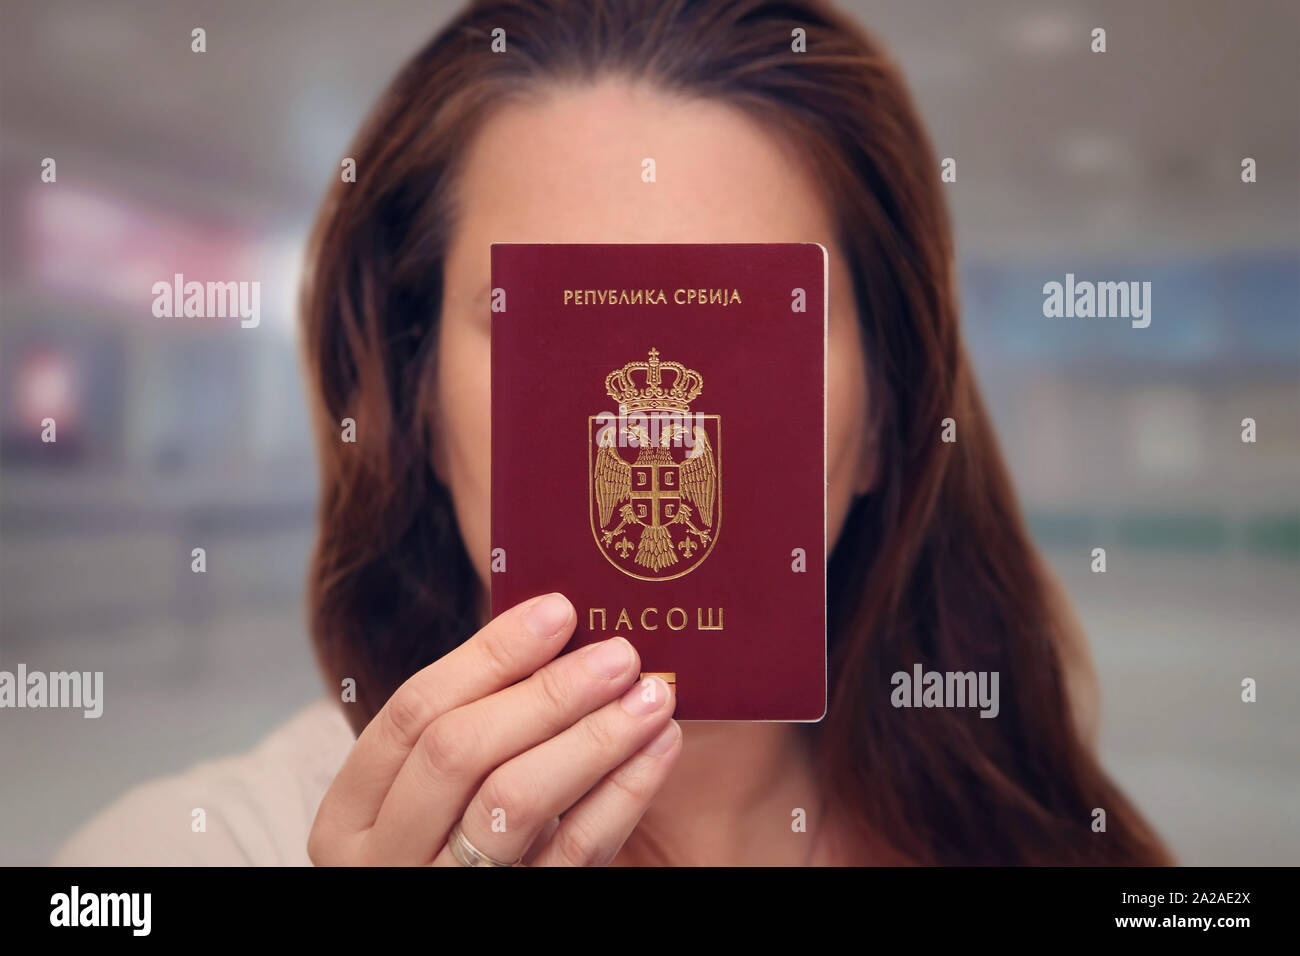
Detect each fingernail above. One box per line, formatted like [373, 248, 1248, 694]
[620, 675, 669, 716]
[581, 638, 633, 679]
[523, 593, 572, 638]
[644, 720, 680, 756]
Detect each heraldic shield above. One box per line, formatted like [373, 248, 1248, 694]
[589, 348, 721, 581]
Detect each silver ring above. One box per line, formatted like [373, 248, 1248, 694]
[448, 820, 521, 867]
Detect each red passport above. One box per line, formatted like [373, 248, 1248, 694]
[490, 243, 826, 720]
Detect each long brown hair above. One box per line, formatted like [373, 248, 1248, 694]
[300, 0, 1171, 865]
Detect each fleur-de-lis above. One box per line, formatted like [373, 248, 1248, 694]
[615, 537, 635, 558]
[678, 538, 698, 557]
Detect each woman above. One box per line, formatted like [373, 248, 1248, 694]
[56, 0, 1171, 866]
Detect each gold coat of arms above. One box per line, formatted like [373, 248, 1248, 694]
[589, 348, 720, 581]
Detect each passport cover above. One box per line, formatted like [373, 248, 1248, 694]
[490, 243, 827, 720]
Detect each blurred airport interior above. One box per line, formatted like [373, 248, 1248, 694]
[1, 0, 1297, 864]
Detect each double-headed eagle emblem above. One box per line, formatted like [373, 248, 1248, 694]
[589, 348, 720, 580]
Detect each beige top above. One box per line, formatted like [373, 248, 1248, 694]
[52, 699, 355, 866]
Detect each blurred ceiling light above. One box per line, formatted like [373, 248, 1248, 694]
[240, 233, 307, 342]
[26, 185, 264, 318]
[17, 350, 78, 429]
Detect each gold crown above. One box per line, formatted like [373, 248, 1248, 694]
[605, 348, 703, 413]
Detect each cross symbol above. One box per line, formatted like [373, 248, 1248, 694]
[632, 459, 680, 528]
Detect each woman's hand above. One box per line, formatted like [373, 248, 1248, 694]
[307, 592, 681, 866]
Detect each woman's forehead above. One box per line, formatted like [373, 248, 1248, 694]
[444, 79, 835, 254]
